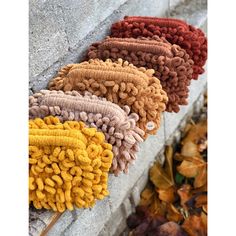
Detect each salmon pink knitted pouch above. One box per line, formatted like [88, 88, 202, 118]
[29, 90, 144, 175]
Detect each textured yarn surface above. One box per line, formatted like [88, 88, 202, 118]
[29, 90, 144, 175]
[29, 116, 113, 212]
[111, 16, 207, 80]
[87, 36, 193, 112]
[48, 58, 168, 136]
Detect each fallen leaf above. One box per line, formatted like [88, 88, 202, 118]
[140, 187, 155, 207]
[150, 197, 166, 216]
[182, 215, 207, 236]
[140, 188, 167, 217]
[194, 162, 207, 188]
[165, 145, 174, 184]
[127, 206, 151, 229]
[182, 120, 207, 147]
[132, 219, 151, 236]
[166, 204, 184, 222]
[181, 141, 201, 158]
[150, 162, 174, 189]
[154, 221, 188, 236]
[182, 123, 193, 136]
[177, 156, 207, 188]
[202, 204, 207, 214]
[177, 184, 192, 208]
[201, 211, 207, 228]
[174, 153, 185, 161]
[195, 194, 207, 208]
[177, 156, 205, 177]
[198, 138, 208, 152]
[156, 187, 176, 203]
[192, 184, 207, 195]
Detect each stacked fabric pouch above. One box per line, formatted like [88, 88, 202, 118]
[111, 16, 207, 80]
[29, 116, 113, 212]
[48, 58, 168, 137]
[87, 36, 193, 112]
[29, 90, 144, 175]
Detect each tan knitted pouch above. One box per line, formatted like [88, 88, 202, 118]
[29, 90, 144, 175]
[48, 59, 168, 137]
[87, 36, 194, 112]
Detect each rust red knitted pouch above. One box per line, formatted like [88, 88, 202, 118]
[48, 59, 168, 137]
[111, 16, 207, 80]
[87, 36, 193, 112]
[29, 90, 144, 175]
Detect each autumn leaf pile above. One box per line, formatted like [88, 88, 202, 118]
[127, 115, 207, 236]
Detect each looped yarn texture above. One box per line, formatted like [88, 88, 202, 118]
[87, 36, 193, 112]
[29, 90, 144, 175]
[29, 116, 113, 212]
[111, 16, 207, 80]
[48, 58, 168, 136]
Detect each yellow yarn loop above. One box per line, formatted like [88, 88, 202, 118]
[29, 116, 113, 212]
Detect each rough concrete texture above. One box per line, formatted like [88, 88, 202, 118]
[29, 0, 169, 92]
[29, 1, 69, 79]
[170, 0, 207, 27]
[63, 198, 111, 236]
[29, 0, 207, 235]
[29, 209, 55, 236]
[46, 211, 74, 236]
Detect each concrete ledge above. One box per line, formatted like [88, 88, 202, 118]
[29, 0, 207, 235]
[29, 0, 169, 92]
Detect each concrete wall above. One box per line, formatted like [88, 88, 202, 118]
[29, 0, 207, 235]
[29, 0, 169, 93]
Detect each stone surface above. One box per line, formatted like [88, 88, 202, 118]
[29, 209, 55, 236]
[63, 198, 111, 236]
[98, 227, 109, 236]
[58, 0, 128, 49]
[170, 0, 207, 27]
[122, 198, 133, 218]
[47, 211, 74, 236]
[29, 1, 69, 79]
[130, 186, 141, 207]
[104, 207, 124, 236]
[29, 0, 169, 91]
[29, 0, 207, 235]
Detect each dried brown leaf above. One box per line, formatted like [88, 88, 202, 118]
[166, 204, 184, 222]
[202, 204, 207, 214]
[165, 145, 174, 184]
[155, 221, 188, 236]
[156, 187, 176, 203]
[140, 187, 155, 207]
[150, 163, 174, 189]
[150, 196, 166, 216]
[194, 163, 207, 188]
[177, 184, 192, 208]
[182, 120, 207, 146]
[177, 156, 207, 188]
[181, 141, 201, 158]
[195, 194, 207, 208]
[182, 215, 207, 236]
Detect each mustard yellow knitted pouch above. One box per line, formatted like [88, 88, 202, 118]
[29, 90, 144, 175]
[29, 116, 113, 212]
[48, 58, 168, 137]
